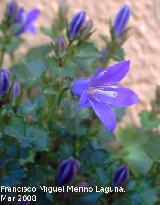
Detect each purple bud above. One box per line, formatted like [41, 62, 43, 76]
[69, 11, 86, 39]
[6, 0, 18, 20]
[112, 165, 129, 187]
[11, 81, 21, 101]
[0, 69, 10, 96]
[56, 36, 66, 52]
[113, 4, 131, 37]
[56, 157, 80, 186]
[82, 19, 93, 37]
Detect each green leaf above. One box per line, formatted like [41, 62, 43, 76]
[80, 140, 109, 169]
[145, 135, 160, 161]
[98, 125, 116, 142]
[45, 56, 59, 76]
[1, 162, 26, 186]
[140, 111, 160, 131]
[59, 60, 77, 78]
[96, 167, 109, 186]
[5, 37, 23, 53]
[26, 165, 53, 187]
[25, 45, 51, 60]
[113, 47, 125, 61]
[11, 59, 45, 87]
[76, 42, 100, 59]
[124, 145, 153, 175]
[3, 116, 49, 151]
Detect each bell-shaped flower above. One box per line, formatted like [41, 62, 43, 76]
[69, 11, 86, 39]
[72, 60, 140, 132]
[7, 1, 40, 35]
[113, 4, 131, 37]
[112, 164, 129, 187]
[55, 157, 80, 186]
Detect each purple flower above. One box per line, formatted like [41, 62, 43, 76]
[0, 69, 10, 96]
[7, 1, 40, 35]
[55, 157, 80, 186]
[72, 60, 139, 132]
[112, 165, 129, 187]
[69, 11, 86, 39]
[14, 8, 40, 35]
[114, 4, 131, 37]
[11, 81, 21, 101]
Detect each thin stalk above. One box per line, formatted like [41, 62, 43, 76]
[0, 47, 5, 68]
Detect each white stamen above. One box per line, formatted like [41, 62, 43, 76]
[89, 87, 118, 98]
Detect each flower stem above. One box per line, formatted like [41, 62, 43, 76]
[0, 47, 5, 68]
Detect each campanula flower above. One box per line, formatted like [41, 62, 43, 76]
[69, 11, 86, 39]
[72, 60, 140, 132]
[11, 81, 20, 101]
[112, 165, 129, 187]
[0, 69, 10, 96]
[55, 157, 80, 186]
[114, 4, 131, 37]
[7, 1, 40, 35]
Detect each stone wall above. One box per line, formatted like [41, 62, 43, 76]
[1, 0, 160, 125]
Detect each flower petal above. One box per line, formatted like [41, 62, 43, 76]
[91, 60, 130, 87]
[26, 9, 40, 24]
[79, 90, 90, 108]
[91, 85, 140, 107]
[90, 100, 116, 132]
[91, 67, 103, 81]
[26, 24, 36, 33]
[72, 78, 90, 96]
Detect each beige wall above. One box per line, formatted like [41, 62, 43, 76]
[1, 0, 160, 125]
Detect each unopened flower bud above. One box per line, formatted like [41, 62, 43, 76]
[11, 81, 21, 101]
[0, 69, 10, 96]
[56, 36, 66, 52]
[82, 19, 93, 37]
[112, 164, 129, 187]
[55, 157, 80, 186]
[6, 0, 18, 20]
[114, 4, 131, 37]
[69, 11, 86, 39]
[11, 81, 20, 101]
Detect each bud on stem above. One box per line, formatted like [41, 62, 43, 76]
[69, 11, 86, 39]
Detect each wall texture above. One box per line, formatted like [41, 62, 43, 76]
[1, 0, 160, 125]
